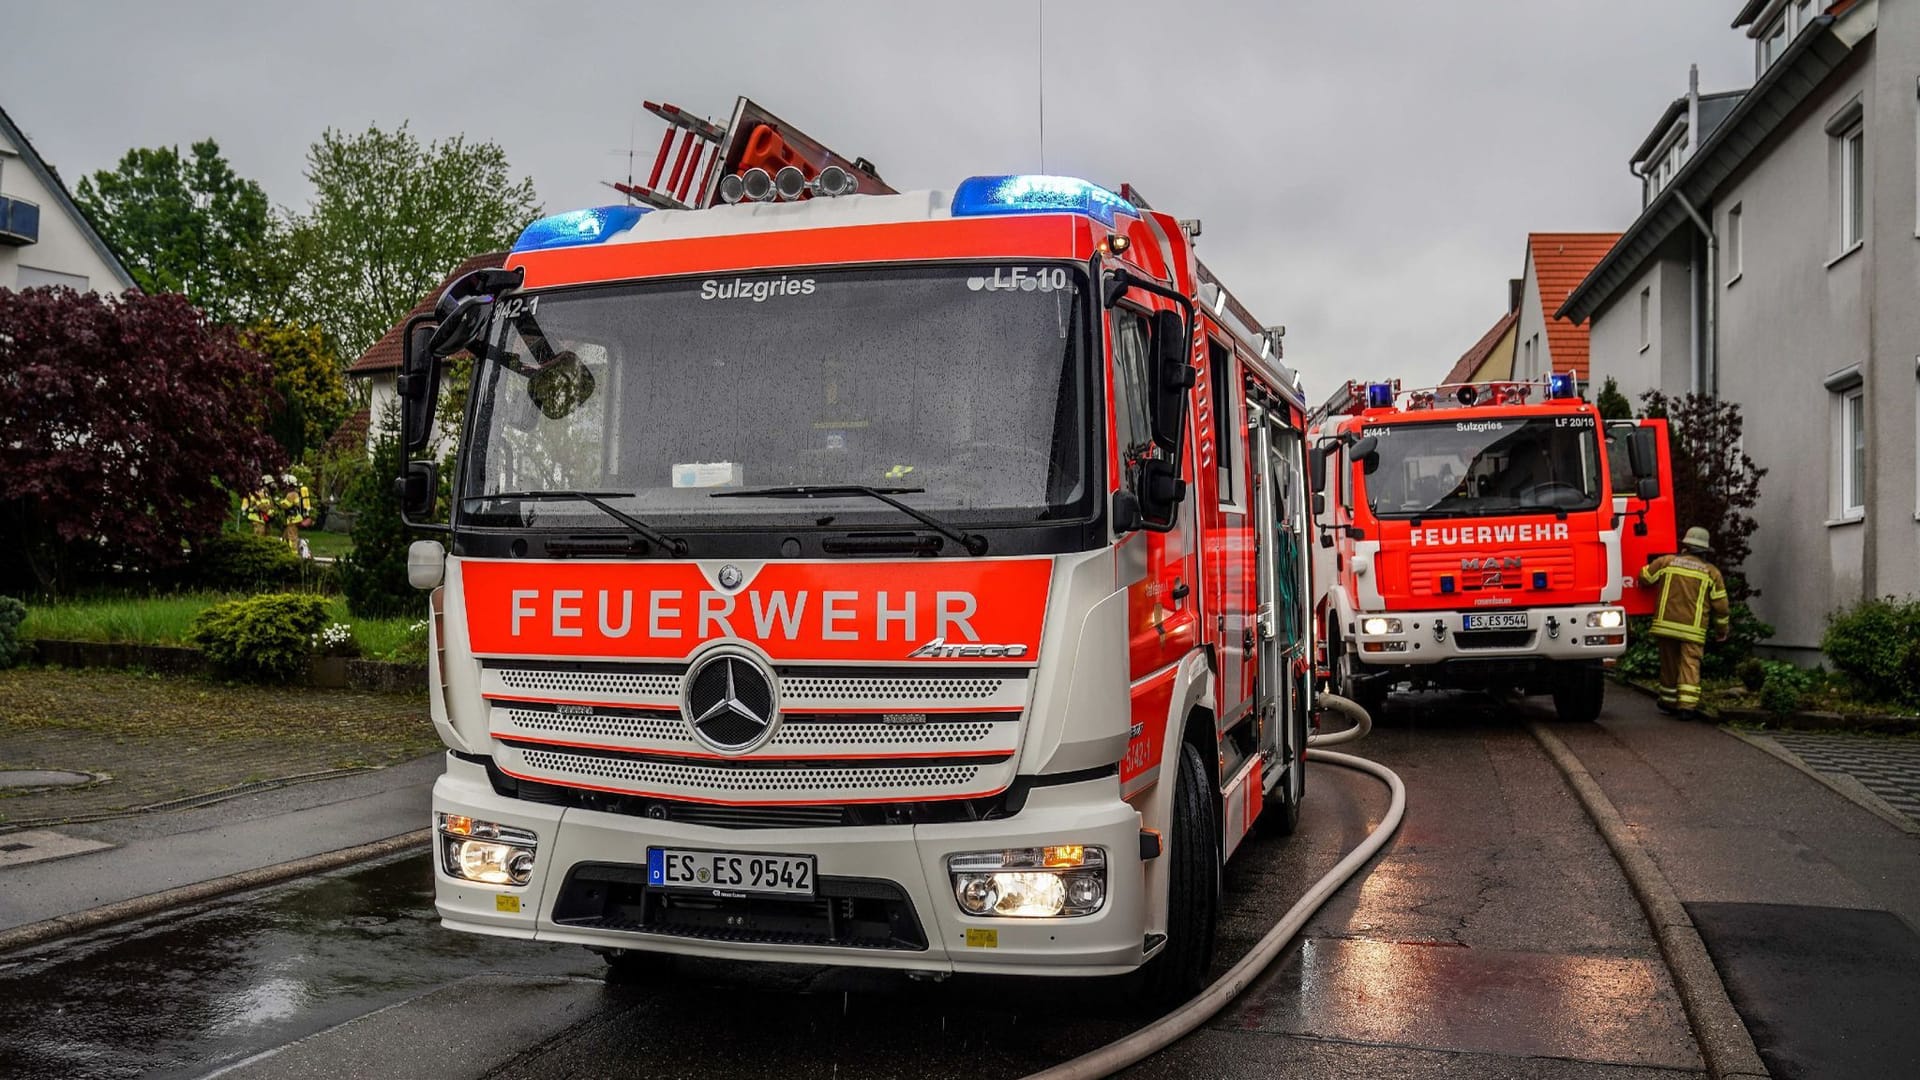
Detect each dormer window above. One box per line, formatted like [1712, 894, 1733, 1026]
[1758, 14, 1788, 73]
[1644, 124, 1690, 203]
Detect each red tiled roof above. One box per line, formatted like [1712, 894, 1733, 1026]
[346, 252, 509, 376]
[325, 407, 370, 454]
[1443, 309, 1518, 386]
[1529, 233, 1621, 380]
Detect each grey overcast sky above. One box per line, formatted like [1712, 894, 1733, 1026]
[6, 0, 1753, 394]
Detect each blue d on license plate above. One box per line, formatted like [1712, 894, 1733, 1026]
[647, 847, 816, 897]
[1464, 612, 1529, 631]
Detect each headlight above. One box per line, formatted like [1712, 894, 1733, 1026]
[439, 813, 538, 886]
[948, 846, 1107, 918]
[1362, 617, 1402, 635]
[1587, 609, 1626, 629]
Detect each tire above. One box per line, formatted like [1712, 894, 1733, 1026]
[1139, 741, 1221, 1006]
[1337, 650, 1387, 722]
[1551, 662, 1605, 723]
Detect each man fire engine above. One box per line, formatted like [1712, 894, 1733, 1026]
[1309, 376, 1675, 721]
[392, 97, 1319, 1000]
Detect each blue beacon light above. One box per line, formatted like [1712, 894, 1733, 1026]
[1365, 382, 1395, 409]
[950, 175, 1139, 227]
[512, 205, 649, 253]
[1549, 372, 1577, 399]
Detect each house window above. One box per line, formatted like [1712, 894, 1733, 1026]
[1638, 288, 1651, 351]
[1791, 0, 1814, 34]
[1830, 376, 1866, 520]
[1757, 14, 1788, 74]
[1838, 121, 1865, 252]
[1726, 204, 1743, 282]
[15, 265, 88, 291]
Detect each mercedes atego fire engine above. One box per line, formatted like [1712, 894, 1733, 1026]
[392, 97, 1319, 998]
[1309, 375, 1676, 721]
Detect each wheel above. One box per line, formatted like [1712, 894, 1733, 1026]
[1337, 649, 1387, 721]
[1139, 741, 1221, 1006]
[594, 946, 678, 984]
[1551, 661, 1605, 722]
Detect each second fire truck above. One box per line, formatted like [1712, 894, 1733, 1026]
[1309, 376, 1676, 720]
[393, 97, 1320, 1000]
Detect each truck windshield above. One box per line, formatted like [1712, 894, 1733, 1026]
[1359, 415, 1601, 519]
[460, 264, 1089, 534]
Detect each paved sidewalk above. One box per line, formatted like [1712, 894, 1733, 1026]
[1760, 728, 1920, 826]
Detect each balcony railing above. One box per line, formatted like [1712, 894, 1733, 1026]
[0, 195, 40, 245]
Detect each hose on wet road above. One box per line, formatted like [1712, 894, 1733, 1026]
[1023, 693, 1405, 1080]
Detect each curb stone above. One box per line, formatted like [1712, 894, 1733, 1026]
[0, 828, 429, 955]
[1528, 721, 1768, 1080]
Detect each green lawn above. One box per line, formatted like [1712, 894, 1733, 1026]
[302, 530, 354, 560]
[21, 592, 426, 663]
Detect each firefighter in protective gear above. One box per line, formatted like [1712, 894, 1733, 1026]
[1640, 526, 1730, 718]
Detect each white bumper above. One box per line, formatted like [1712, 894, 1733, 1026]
[432, 755, 1149, 976]
[1345, 604, 1627, 668]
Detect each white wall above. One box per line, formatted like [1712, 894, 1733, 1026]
[1510, 250, 1550, 380]
[0, 126, 133, 294]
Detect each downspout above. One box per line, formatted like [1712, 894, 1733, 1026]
[1673, 189, 1717, 401]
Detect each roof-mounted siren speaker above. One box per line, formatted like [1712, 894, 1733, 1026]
[812, 164, 859, 198]
[718, 173, 748, 204]
[741, 167, 776, 203]
[1456, 384, 1479, 406]
[774, 166, 808, 202]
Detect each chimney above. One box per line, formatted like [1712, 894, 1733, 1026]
[1508, 278, 1524, 312]
[1687, 63, 1700, 162]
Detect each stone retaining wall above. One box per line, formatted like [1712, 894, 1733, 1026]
[28, 639, 426, 693]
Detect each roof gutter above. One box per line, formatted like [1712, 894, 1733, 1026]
[1557, 16, 1846, 325]
[1672, 189, 1716, 399]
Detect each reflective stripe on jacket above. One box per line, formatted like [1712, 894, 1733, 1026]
[1640, 554, 1730, 643]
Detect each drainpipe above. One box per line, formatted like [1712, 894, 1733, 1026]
[1674, 189, 1717, 401]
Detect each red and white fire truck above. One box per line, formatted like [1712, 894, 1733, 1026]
[1308, 376, 1676, 720]
[393, 97, 1319, 998]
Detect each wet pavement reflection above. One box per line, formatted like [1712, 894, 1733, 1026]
[0, 853, 592, 1079]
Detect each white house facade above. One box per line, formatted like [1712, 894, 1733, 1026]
[0, 105, 135, 295]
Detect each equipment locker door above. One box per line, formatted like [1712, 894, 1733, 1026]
[1606, 418, 1678, 615]
[1250, 406, 1309, 802]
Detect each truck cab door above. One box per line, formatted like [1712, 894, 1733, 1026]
[1607, 419, 1678, 615]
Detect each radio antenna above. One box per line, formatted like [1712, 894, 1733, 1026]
[1037, 0, 1047, 174]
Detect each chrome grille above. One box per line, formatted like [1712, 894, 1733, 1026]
[782, 676, 1007, 702]
[494, 668, 679, 698]
[517, 748, 982, 794]
[497, 707, 1011, 754]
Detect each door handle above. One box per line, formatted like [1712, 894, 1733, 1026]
[1171, 580, 1190, 603]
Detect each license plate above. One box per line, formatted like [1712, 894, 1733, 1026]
[647, 847, 816, 897]
[1463, 612, 1529, 631]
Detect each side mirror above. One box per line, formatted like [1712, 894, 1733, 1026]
[426, 294, 490, 359]
[1349, 435, 1380, 474]
[1637, 476, 1659, 501]
[1111, 489, 1144, 534]
[1148, 309, 1195, 454]
[1136, 458, 1186, 532]
[394, 460, 438, 519]
[1627, 427, 1657, 479]
[400, 319, 442, 454]
[1308, 447, 1328, 494]
[1313, 492, 1326, 516]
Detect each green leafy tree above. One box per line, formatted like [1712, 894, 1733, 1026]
[286, 123, 539, 357]
[242, 320, 346, 459]
[74, 140, 278, 324]
[1638, 390, 1766, 600]
[1595, 376, 1633, 421]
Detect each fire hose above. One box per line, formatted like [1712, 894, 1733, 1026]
[1023, 693, 1405, 1080]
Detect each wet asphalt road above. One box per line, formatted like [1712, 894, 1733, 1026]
[0, 695, 1706, 1079]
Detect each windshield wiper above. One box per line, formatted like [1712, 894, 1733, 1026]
[712, 485, 990, 556]
[466, 490, 688, 556]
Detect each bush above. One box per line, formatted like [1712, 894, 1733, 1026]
[1736, 658, 1767, 693]
[310, 620, 362, 659]
[188, 593, 329, 681]
[184, 532, 303, 591]
[1706, 600, 1774, 679]
[1758, 661, 1815, 716]
[1822, 596, 1920, 708]
[1618, 617, 1658, 678]
[0, 596, 26, 667]
[340, 415, 419, 618]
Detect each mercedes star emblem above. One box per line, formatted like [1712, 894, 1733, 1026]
[717, 564, 743, 590]
[682, 652, 779, 754]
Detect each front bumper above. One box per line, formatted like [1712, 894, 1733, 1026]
[432, 754, 1149, 976]
[1347, 604, 1627, 668]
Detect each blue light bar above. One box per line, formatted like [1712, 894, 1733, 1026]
[950, 175, 1138, 227]
[1533, 572, 1549, 590]
[1440, 575, 1456, 595]
[1365, 382, 1395, 409]
[512, 205, 649, 253]
[1549, 372, 1577, 399]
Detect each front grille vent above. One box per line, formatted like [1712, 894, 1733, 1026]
[518, 748, 982, 794]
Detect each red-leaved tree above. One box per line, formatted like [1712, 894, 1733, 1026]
[0, 287, 285, 593]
